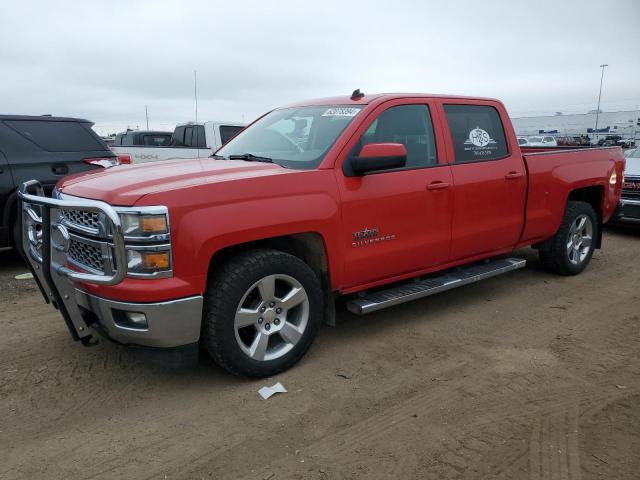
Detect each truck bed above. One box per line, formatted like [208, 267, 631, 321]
[519, 146, 624, 246]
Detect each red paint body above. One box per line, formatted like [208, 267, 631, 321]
[57, 94, 626, 303]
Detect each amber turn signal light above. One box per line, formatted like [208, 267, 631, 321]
[141, 215, 168, 234]
[142, 252, 170, 269]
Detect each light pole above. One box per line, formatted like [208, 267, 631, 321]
[594, 64, 608, 143]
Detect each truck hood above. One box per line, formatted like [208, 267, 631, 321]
[625, 157, 640, 176]
[57, 158, 289, 205]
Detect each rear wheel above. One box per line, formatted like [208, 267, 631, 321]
[539, 201, 598, 275]
[202, 249, 322, 378]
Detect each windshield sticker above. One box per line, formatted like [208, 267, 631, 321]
[322, 107, 360, 117]
[463, 126, 498, 157]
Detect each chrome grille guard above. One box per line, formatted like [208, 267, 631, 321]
[17, 180, 128, 344]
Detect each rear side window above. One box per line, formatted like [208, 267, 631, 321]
[443, 105, 508, 162]
[192, 125, 206, 148]
[220, 125, 244, 145]
[5, 120, 105, 152]
[142, 134, 172, 146]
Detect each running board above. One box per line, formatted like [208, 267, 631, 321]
[346, 257, 526, 315]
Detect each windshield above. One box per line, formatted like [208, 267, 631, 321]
[625, 148, 639, 158]
[216, 105, 363, 169]
[528, 136, 543, 143]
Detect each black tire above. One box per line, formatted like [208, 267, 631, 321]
[11, 215, 20, 250]
[202, 249, 323, 378]
[539, 201, 598, 275]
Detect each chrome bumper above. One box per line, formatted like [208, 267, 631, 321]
[615, 198, 640, 222]
[17, 180, 202, 348]
[76, 290, 202, 348]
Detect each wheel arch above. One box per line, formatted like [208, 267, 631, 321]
[206, 232, 337, 325]
[208, 232, 329, 282]
[566, 186, 604, 248]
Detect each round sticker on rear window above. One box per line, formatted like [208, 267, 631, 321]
[464, 126, 498, 156]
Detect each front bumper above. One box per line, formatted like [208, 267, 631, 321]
[614, 198, 640, 222]
[76, 290, 202, 348]
[17, 180, 203, 350]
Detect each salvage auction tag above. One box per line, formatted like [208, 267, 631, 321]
[322, 107, 360, 117]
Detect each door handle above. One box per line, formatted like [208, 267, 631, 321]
[427, 181, 450, 191]
[52, 165, 69, 175]
[505, 171, 523, 180]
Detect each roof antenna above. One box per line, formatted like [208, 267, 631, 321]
[351, 89, 364, 100]
[194, 69, 200, 159]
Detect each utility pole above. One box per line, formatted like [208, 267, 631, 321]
[194, 70, 201, 158]
[594, 64, 608, 143]
[145, 105, 149, 130]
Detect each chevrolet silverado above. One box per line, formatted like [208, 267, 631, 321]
[19, 91, 625, 377]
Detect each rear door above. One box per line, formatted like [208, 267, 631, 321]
[337, 100, 453, 288]
[1, 119, 108, 193]
[439, 102, 527, 260]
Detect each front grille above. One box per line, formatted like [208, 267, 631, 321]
[68, 240, 105, 274]
[60, 209, 100, 232]
[622, 176, 640, 199]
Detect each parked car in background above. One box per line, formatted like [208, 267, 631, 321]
[111, 121, 246, 164]
[614, 148, 640, 222]
[573, 136, 591, 146]
[0, 114, 118, 250]
[556, 136, 579, 146]
[101, 136, 115, 147]
[114, 130, 172, 148]
[19, 91, 624, 376]
[525, 135, 558, 147]
[597, 135, 622, 147]
[616, 138, 635, 149]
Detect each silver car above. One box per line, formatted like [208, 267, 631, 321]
[615, 148, 640, 222]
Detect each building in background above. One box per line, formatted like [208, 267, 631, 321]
[511, 109, 640, 142]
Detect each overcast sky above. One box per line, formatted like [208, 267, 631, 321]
[1, 0, 639, 135]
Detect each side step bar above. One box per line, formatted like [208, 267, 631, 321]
[346, 257, 526, 315]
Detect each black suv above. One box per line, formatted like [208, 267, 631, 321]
[0, 115, 117, 250]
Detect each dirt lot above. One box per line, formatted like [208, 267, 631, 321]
[1, 225, 639, 480]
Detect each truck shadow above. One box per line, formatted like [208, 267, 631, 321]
[0, 249, 25, 270]
[605, 223, 640, 237]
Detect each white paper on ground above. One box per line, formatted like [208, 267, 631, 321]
[258, 382, 287, 400]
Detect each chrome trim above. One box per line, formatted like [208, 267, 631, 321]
[19, 180, 126, 286]
[347, 257, 526, 315]
[75, 290, 203, 348]
[55, 190, 170, 243]
[125, 243, 173, 279]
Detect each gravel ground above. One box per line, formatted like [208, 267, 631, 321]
[0, 225, 639, 480]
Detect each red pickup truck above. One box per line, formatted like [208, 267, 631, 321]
[19, 92, 625, 377]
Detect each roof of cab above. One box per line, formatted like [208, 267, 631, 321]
[280, 92, 501, 109]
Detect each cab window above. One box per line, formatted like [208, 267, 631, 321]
[360, 104, 438, 168]
[444, 104, 509, 162]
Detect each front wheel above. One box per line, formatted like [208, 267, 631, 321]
[539, 201, 598, 275]
[202, 249, 322, 378]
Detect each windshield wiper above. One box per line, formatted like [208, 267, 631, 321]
[210, 154, 227, 159]
[228, 153, 273, 163]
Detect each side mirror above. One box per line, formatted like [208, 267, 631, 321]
[349, 143, 407, 175]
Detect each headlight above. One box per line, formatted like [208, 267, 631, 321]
[120, 213, 169, 238]
[127, 247, 172, 276]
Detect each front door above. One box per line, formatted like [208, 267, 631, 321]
[440, 102, 527, 260]
[337, 101, 453, 288]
